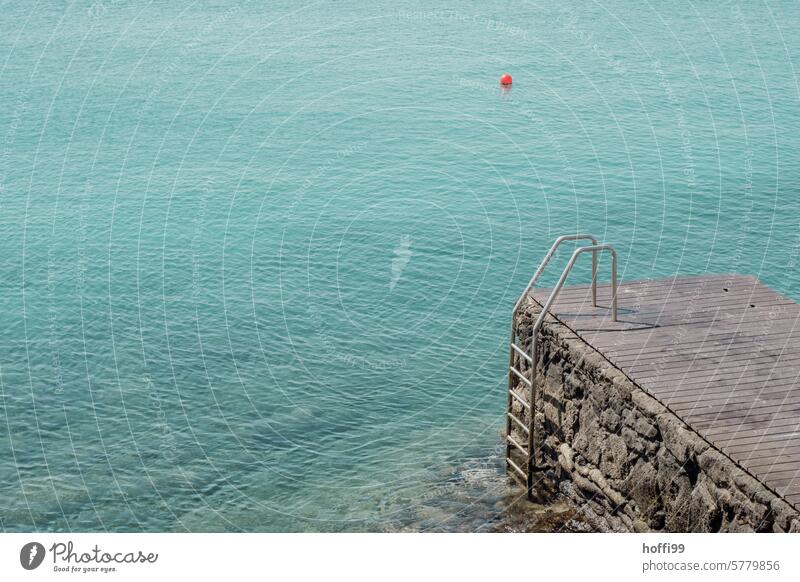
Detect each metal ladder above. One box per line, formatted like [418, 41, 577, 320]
[506, 235, 618, 498]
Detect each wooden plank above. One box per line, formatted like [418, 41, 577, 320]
[623, 344, 800, 369]
[633, 354, 800, 384]
[601, 322, 800, 350]
[533, 274, 740, 299]
[541, 289, 791, 318]
[700, 417, 800, 440]
[586, 304, 800, 330]
[546, 290, 792, 317]
[671, 395, 800, 417]
[536, 274, 763, 304]
[557, 309, 799, 338]
[638, 361, 800, 390]
[706, 425, 800, 447]
[725, 433, 800, 454]
[754, 467, 800, 481]
[680, 401, 800, 424]
[664, 381, 800, 406]
[735, 442, 800, 458]
[746, 459, 800, 472]
[594, 340, 800, 367]
[693, 410, 800, 434]
[737, 451, 800, 472]
[615, 341, 800, 367]
[652, 371, 800, 394]
[551, 282, 788, 307]
[655, 382, 800, 407]
[762, 475, 800, 489]
[589, 320, 800, 354]
[775, 482, 800, 494]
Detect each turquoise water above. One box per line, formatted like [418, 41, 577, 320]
[1, 0, 800, 532]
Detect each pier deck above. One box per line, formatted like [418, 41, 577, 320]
[531, 274, 800, 508]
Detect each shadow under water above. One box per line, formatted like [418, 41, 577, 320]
[380, 445, 593, 533]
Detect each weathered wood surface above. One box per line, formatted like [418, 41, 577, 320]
[532, 274, 800, 507]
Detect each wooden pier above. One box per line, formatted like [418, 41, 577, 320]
[530, 273, 800, 509]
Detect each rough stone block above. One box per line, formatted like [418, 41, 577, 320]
[656, 413, 708, 464]
[633, 416, 659, 439]
[600, 434, 629, 479]
[572, 472, 602, 499]
[631, 389, 669, 418]
[609, 373, 634, 399]
[655, 448, 692, 531]
[563, 400, 579, 440]
[697, 449, 732, 487]
[600, 407, 621, 432]
[588, 467, 625, 507]
[770, 498, 799, 532]
[543, 400, 561, 428]
[558, 443, 574, 472]
[564, 371, 585, 399]
[544, 362, 565, 399]
[578, 350, 608, 375]
[622, 427, 645, 455]
[626, 459, 660, 522]
[688, 479, 722, 532]
[733, 471, 776, 508]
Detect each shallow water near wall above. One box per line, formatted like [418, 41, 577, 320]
[1, 0, 799, 531]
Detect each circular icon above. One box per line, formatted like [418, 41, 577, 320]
[20, 542, 46, 570]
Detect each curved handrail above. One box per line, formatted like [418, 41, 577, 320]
[511, 234, 598, 316]
[531, 244, 618, 339]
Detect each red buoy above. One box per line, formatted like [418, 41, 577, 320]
[500, 73, 513, 86]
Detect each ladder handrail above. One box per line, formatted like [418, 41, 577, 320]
[524, 244, 617, 484]
[511, 234, 599, 316]
[506, 235, 619, 499]
[507, 237, 598, 487]
[531, 244, 618, 340]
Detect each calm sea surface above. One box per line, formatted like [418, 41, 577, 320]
[1, 0, 799, 531]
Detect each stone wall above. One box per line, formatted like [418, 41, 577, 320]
[509, 297, 800, 532]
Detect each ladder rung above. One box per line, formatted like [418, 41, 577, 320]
[509, 366, 532, 387]
[507, 435, 529, 456]
[509, 390, 530, 410]
[506, 457, 527, 483]
[507, 412, 530, 434]
[511, 343, 532, 363]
